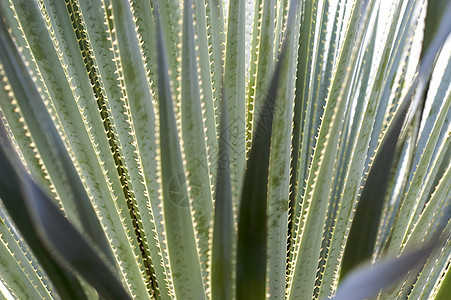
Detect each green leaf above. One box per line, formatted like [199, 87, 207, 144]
[0, 0, 55, 200]
[181, 0, 214, 289]
[365, 0, 421, 178]
[0, 206, 53, 300]
[245, 0, 277, 154]
[343, 0, 451, 275]
[236, 39, 288, 300]
[21, 175, 132, 300]
[155, 0, 183, 107]
[333, 239, 438, 300]
[3, 1, 152, 294]
[421, 0, 450, 59]
[266, 0, 301, 297]
[0, 1, 111, 258]
[386, 1, 451, 255]
[154, 2, 206, 298]
[317, 12, 380, 297]
[397, 218, 451, 299]
[288, 1, 375, 297]
[436, 257, 451, 300]
[340, 82, 415, 277]
[76, 0, 172, 296]
[192, 0, 222, 183]
[405, 56, 451, 234]
[0, 4, 115, 262]
[224, 0, 246, 207]
[291, 0, 319, 213]
[411, 227, 451, 299]
[0, 127, 131, 299]
[211, 84, 234, 300]
[0, 126, 87, 300]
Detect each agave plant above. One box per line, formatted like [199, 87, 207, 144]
[0, 0, 450, 299]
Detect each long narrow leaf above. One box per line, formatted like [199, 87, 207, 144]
[343, 0, 451, 275]
[0, 2, 111, 259]
[0, 126, 87, 300]
[0, 206, 53, 299]
[154, 2, 206, 298]
[334, 239, 438, 300]
[340, 80, 416, 276]
[0, 127, 131, 300]
[236, 43, 288, 300]
[181, 0, 214, 288]
[211, 83, 234, 300]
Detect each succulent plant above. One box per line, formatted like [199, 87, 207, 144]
[0, 0, 450, 299]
